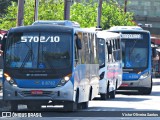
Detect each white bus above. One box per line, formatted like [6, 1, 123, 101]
[97, 31, 122, 100]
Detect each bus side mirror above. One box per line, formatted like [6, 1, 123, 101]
[76, 38, 82, 49]
[0, 34, 3, 41]
[108, 45, 112, 54]
[152, 47, 157, 58]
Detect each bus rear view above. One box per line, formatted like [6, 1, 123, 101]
[108, 26, 152, 95]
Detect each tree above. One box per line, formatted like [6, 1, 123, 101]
[70, 0, 135, 29]
[70, 1, 98, 28]
[0, 0, 18, 17]
[0, 0, 64, 29]
[0, 0, 135, 30]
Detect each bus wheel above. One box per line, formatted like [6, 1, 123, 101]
[110, 80, 117, 99]
[139, 79, 152, 95]
[89, 87, 92, 101]
[64, 89, 79, 111]
[109, 90, 116, 99]
[10, 101, 18, 111]
[100, 93, 107, 100]
[78, 101, 89, 109]
[82, 102, 89, 109]
[100, 82, 110, 100]
[139, 87, 152, 95]
[64, 101, 77, 112]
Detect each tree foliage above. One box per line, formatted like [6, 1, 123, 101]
[0, 0, 18, 17]
[0, 0, 135, 30]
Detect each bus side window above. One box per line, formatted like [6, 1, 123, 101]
[118, 39, 122, 61]
[114, 39, 120, 61]
[76, 38, 82, 49]
[74, 34, 81, 64]
[112, 39, 117, 62]
[105, 41, 109, 63]
[106, 41, 112, 62]
[110, 40, 115, 62]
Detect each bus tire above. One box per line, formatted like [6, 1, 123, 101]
[64, 89, 79, 111]
[109, 90, 116, 99]
[10, 101, 18, 111]
[139, 87, 152, 95]
[78, 101, 89, 109]
[100, 82, 110, 100]
[100, 93, 107, 100]
[110, 80, 117, 99]
[89, 87, 92, 101]
[64, 101, 77, 112]
[139, 79, 152, 95]
[82, 101, 89, 109]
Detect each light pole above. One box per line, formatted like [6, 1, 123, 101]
[64, 0, 71, 20]
[34, 0, 39, 21]
[124, 0, 127, 13]
[17, 0, 25, 26]
[97, 0, 102, 28]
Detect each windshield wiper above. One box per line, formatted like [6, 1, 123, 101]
[129, 39, 138, 60]
[20, 49, 32, 68]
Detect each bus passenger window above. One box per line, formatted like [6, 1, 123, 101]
[74, 34, 79, 63]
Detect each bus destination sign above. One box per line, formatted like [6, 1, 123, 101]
[121, 34, 143, 39]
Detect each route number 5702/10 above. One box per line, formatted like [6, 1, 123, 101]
[21, 36, 60, 42]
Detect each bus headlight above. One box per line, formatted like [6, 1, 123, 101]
[139, 72, 149, 80]
[57, 74, 71, 87]
[4, 73, 17, 85]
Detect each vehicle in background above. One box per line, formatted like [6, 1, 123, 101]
[97, 31, 122, 100]
[2, 25, 99, 111]
[108, 26, 152, 95]
[0, 30, 7, 41]
[32, 20, 80, 28]
[0, 30, 7, 90]
[151, 36, 160, 78]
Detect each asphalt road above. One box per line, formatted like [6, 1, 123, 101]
[0, 78, 160, 120]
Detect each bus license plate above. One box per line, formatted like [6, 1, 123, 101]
[31, 90, 43, 95]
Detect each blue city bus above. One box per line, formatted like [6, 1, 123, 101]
[2, 25, 99, 111]
[108, 26, 152, 95]
[97, 31, 122, 100]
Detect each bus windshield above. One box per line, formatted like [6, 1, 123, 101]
[5, 32, 72, 70]
[121, 32, 149, 70]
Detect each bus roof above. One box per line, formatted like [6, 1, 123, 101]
[97, 31, 120, 40]
[8, 25, 74, 33]
[109, 26, 143, 31]
[106, 26, 150, 34]
[32, 20, 80, 28]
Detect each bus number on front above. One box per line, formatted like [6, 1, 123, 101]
[21, 36, 60, 42]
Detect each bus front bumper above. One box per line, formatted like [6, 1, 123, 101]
[3, 80, 74, 101]
[118, 76, 152, 90]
